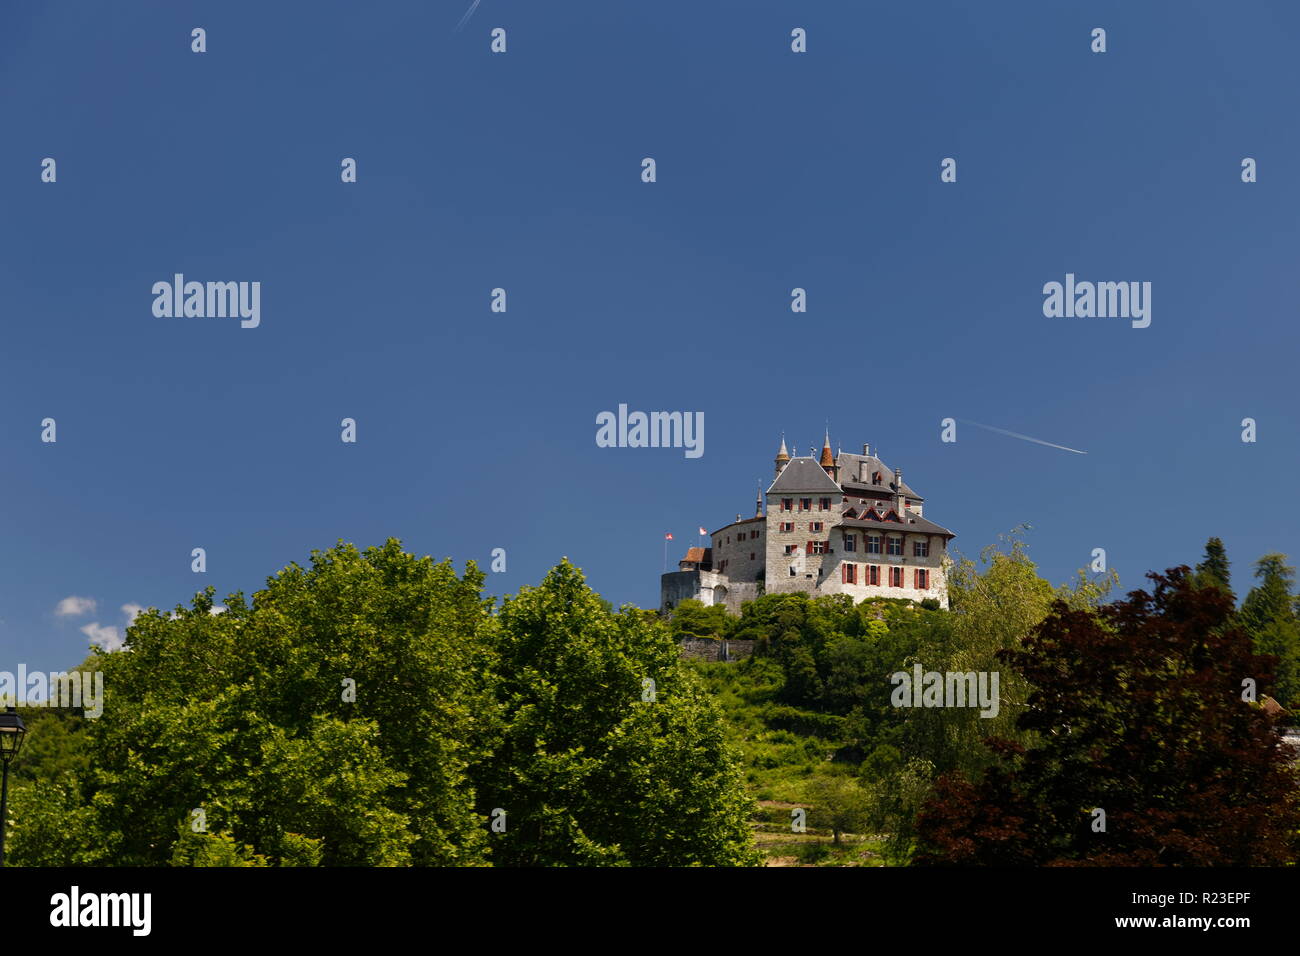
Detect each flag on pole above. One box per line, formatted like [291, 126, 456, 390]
[664, 532, 673, 540]
[698, 527, 707, 536]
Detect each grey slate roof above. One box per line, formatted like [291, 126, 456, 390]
[838, 513, 955, 537]
[835, 453, 923, 500]
[766, 457, 841, 494]
[763, 450, 952, 539]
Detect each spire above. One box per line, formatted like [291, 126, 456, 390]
[755, 482, 763, 518]
[774, 434, 791, 479]
[819, 431, 834, 470]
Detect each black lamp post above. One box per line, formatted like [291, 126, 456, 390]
[0, 706, 27, 867]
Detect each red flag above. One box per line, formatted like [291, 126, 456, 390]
[664, 532, 673, 540]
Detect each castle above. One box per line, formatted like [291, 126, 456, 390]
[661, 435, 955, 614]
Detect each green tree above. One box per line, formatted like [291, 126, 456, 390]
[668, 598, 732, 641]
[1240, 553, 1300, 708]
[169, 828, 269, 867]
[1195, 537, 1233, 596]
[807, 774, 871, 845]
[874, 530, 1115, 861]
[31, 540, 496, 866]
[6, 776, 105, 866]
[478, 560, 758, 866]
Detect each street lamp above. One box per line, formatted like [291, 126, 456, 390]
[0, 706, 27, 868]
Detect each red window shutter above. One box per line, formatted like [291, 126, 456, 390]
[806, 541, 813, 555]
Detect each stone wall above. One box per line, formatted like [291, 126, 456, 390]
[660, 569, 760, 615]
[678, 638, 757, 662]
[710, 516, 766, 593]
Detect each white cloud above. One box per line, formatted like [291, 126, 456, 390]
[81, 621, 123, 652]
[211, 605, 227, 615]
[55, 595, 97, 617]
[121, 603, 145, 625]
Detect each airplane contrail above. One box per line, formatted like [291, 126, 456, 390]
[455, 0, 482, 33]
[957, 419, 1087, 455]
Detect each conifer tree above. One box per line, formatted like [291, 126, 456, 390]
[1241, 553, 1300, 707]
[1195, 537, 1233, 596]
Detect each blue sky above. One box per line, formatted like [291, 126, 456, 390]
[3, 0, 1298, 673]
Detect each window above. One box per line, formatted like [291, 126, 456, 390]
[784, 544, 798, 555]
[914, 568, 930, 589]
[812, 541, 828, 555]
[751, 530, 760, 540]
[809, 521, 824, 532]
[789, 565, 797, 576]
[819, 497, 831, 511]
[781, 498, 793, 512]
[780, 522, 794, 533]
[889, 566, 903, 587]
[726, 536, 730, 544]
[866, 534, 881, 554]
[799, 498, 812, 512]
[842, 563, 858, 584]
[887, 537, 903, 556]
[913, 539, 929, 557]
[844, 534, 857, 553]
[868, 565, 880, 585]
[872, 471, 881, 484]
[750, 552, 755, 561]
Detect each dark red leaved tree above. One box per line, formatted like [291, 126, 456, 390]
[914, 566, 1300, 866]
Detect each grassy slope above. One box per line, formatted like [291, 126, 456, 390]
[688, 658, 887, 866]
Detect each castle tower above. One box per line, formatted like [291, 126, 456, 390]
[774, 435, 790, 479]
[819, 431, 835, 480]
